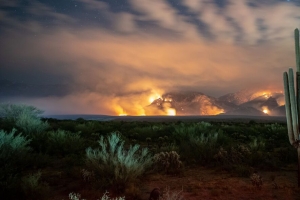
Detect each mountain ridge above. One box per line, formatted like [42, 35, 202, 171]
[147, 89, 285, 116]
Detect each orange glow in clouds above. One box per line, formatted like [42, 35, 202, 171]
[262, 106, 269, 114]
[148, 92, 162, 103]
[115, 106, 127, 116]
[262, 92, 271, 99]
[167, 108, 176, 116]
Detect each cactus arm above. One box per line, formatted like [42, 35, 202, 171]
[284, 71, 295, 145]
[295, 28, 300, 72]
[288, 68, 299, 140]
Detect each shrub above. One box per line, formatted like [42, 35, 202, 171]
[0, 129, 31, 197]
[85, 132, 152, 190]
[172, 122, 217, 143]
[250, 172, 263, 189]
[248, 138, 265, 152]
[27, 131, 51, 154]
[214, 146, 250, 171]
[74, 121, 100, 137]
[179, 129, 222, 165]
[126, 126, 159, 140]
[15, 111, 49, 135]
[0, 103, 43, 122]
[46, 129, 85, 156]
[21, 170, 50, 199]
[153, 151, 183, 174]
[0, 103, 49, 135]
[162, 186, 184, 200]
[68, 191, 125, 200]
[158, 142, 179, 154]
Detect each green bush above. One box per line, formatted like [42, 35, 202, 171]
[85, 132, 153, 190]
[178, 128, 229, 165]
[74, 121, 100, 137]
[27, 131, 51, 154]
[0, 104, 43, 122]
[0, 103, 49, 135]
[21, 170, 50, 200]
[172, 122, 216, 142]
[46, 130, 85, 156]
[126, 126, 158, 140]
[15, 111, 49, 135]
[248, 137, 265, 152]
[0, 129, 31, 197]
[214, 144, 252, 173]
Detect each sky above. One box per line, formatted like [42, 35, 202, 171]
[0, 0, 299, 115]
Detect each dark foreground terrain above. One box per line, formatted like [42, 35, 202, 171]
[1, 113, 299, 200]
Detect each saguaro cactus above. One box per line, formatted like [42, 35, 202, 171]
[283, 28, 300, 187]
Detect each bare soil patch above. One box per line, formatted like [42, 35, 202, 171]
[137, 165, 299, 200]
[49, 165, 300, 200]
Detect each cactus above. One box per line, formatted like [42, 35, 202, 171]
[295, 29, 300, 72]
[283, 28, 300, 187]
[153, 151, 183, 174]
[250, 172, 263, 189]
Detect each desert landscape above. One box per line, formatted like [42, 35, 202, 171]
[1, 1, 300, 199]
[1, 104, 299, 200]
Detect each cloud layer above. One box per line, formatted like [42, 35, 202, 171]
[0, 0, 299, 115]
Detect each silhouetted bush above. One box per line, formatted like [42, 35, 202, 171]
[0, 103, 49, 135]
[21, 170, 50, 200]
[0, 129, 31, 198]
[85, 132, 153, 190]
[46, 130, 86, 156]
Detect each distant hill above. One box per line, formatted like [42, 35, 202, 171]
[147, 89, 286, 116]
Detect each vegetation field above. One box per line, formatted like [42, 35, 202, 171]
[0, 104, 299, 200]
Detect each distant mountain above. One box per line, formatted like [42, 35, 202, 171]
[146, 91, 235, 115]
[271, 105, 286, 116]
[221, 106, 267, 116]
[147, 89, 286, 116]
[219, 88, 283, 105]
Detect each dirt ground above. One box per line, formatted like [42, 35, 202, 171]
[137, 166, 300, 200]
[49, 165, 300, 200]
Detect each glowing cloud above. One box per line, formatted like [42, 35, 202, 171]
[167, 108, 176, 116]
